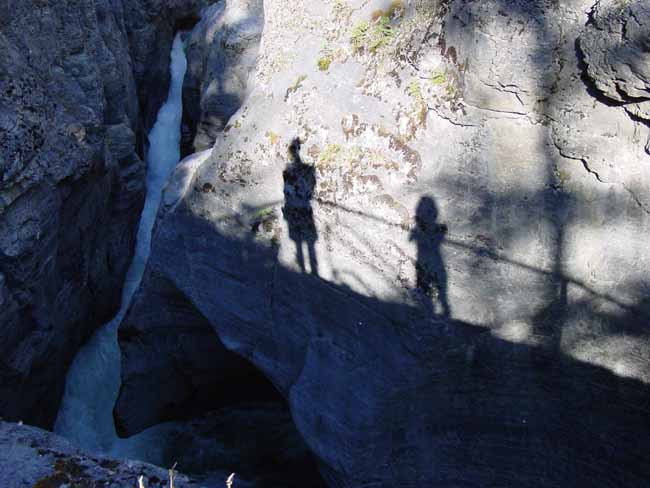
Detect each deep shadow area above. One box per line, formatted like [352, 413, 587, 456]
[160, 404, 328, 488]
[114, 270, 286, 438]
[115, 267, 328, 487]
[174, 15, 201, 32]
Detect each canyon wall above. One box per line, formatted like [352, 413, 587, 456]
[0, 0, 210, 427]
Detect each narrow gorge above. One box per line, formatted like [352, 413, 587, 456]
[54, 32, 189, 459]
[2, 0, 650, 487]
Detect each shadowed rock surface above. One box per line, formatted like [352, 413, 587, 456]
[0, 421, 205, 488]
[118, 0, 650, 486]
[113, 268, 285, 436]
[0, 0, 212, 427]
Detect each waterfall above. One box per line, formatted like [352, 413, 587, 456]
[54, 33, 189, 462]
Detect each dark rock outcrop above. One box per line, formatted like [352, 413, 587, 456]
[0, 0, 211, 428]
[118, 0, 650, 486]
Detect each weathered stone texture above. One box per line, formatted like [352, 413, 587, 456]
[0, 0, 210, 427]
[0, 420, 204, 488]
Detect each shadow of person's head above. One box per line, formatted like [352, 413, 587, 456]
[289, 137, 302, 165]
[415, 197, 440, 233]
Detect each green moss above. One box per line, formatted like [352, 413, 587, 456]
[430, 70, 447, 85]
[445, 82, 458, 97]
[351, 20, 370, 52]
[353, 1, 403, 54]
[408, 79, 422, 99]
[252, 206, 276, 220]
[284, 75, 307, 101]
[318, 55, 333, 71]
[318, 144, 342, 166]
[351, 16, 396, 53]
[369, 16, 395, 52]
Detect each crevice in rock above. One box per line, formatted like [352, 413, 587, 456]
[174, 15, 202, 32]
[623, 183, 650, 215]
[552, 138, 604, 184]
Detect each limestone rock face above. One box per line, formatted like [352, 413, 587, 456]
[0, 0, 210, 427]
[118, 0, 650, 485]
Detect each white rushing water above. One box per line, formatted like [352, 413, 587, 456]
[54, 33, 189, 461]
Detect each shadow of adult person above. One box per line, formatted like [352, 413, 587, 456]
[282, 138, 318, 276]
[410, 196, 451, 318]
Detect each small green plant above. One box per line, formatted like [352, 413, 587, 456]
[252, 206, 276, 220]
[318, 55, 333, 71]
[351, 20, 370, 51]
[408, 79, 422, 99]
[284, 74, 307, 101]
[351, 14, 396, 54]
[369, 16, 395, 52]
[407, 79, 428, 132]
[445, 82, 458, 97]
[318, 144, 342, 166]
[430, 70, 447, 85]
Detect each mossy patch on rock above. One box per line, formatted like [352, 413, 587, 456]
[318, 55, 333, 71]
[350, 12, 398, 54]
[284, 75, 308, 101]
